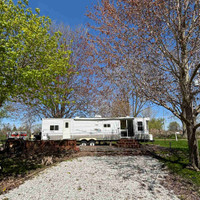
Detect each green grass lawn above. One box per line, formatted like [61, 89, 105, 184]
[145, 139, 200, 188]
[151, 139, 189, 149]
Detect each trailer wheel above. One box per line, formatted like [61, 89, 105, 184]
[89, 140, 96, 146]
[80, 140, 87, 146]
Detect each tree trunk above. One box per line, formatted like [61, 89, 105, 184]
[182, 121, 187, 137]
[186, 124, 200, 170]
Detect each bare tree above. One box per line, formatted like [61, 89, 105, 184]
[87, 1, 146, 118]
[141, 107, 154, 118]
[88, 0, 200, 170]
[111, 90, 130, 117]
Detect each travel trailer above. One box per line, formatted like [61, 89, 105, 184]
[41, 116, 153, 145]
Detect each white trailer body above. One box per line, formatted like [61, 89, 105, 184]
[41, 117, 153, 142]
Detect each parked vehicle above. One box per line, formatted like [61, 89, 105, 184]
[6, 131, 28, 140]
[41, 116, 153, 145]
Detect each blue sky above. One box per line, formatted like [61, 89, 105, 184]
[28, 0, 94, 27]
[3, 0, 179, 129]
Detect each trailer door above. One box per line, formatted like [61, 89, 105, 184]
[63, 120, 71, 139]
[127, 120, 134, 137]
[120, 120, 128, 137]
[120, 119, 134, 138]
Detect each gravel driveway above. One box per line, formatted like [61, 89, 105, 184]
[0, 156, 179, 200]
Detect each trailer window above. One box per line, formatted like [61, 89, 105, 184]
[65, 122, 69, 128]
[104, 124, 111, 128]
[50, 125, 59, 131]
[137, 122, 143, 131]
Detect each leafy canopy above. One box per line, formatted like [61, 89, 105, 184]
[0, 0, 71, 106]
[149, 118, 164, 131]
[168, 121, 181, 132]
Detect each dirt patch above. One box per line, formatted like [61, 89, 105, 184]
[159, 171, 200, 200]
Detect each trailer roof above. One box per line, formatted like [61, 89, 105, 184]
[74, 117, 134, 121]
[42, 117, 150, 121]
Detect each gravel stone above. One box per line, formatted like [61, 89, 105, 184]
[0, 156, 179, 200]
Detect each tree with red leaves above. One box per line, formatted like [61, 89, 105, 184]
[88, 0, 200, 170]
